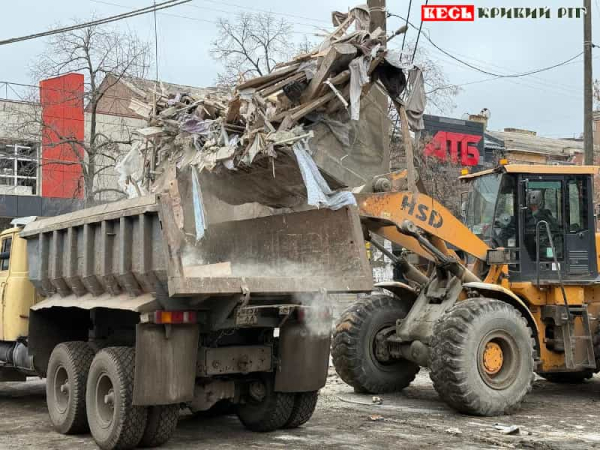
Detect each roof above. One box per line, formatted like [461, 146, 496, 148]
[460, 164, 600, 180]
[486, 130, 583, 157]
[119, 76, 223, 103]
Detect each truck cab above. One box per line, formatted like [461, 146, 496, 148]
[0, 224, 38, 380]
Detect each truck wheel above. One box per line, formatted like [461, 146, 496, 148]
[86, 347, 147, 450]
[539, 371, 593, 383]
[139, 405, 179, 447]
[430, 298, 535, 416]
[46, 341, 95, 434]
[283, 391, 319, 429]
[236, 374, 294, 432]
[332, 294, 420, 394]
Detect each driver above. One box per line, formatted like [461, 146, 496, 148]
[525, 190, 557, 229]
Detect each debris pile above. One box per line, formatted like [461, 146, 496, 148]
[129, 5, 419, 209]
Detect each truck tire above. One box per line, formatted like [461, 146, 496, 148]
[283, 391, 319, 429]
[46, 341, 95, 434]
[430, 298, 535, 416]
[236, 374, 294, 432]
[332, 294, 420, 394]
[139, 405, 179, 447]
[86, 347, 147, 450]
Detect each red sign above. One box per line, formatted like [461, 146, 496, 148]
[422, 5, 475, 21]
[424, 131, 481, 166]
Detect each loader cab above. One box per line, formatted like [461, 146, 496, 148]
[464, 165, 599, 283]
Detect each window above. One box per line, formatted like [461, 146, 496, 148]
[524, 180, 564, 261]
[567, 179, 588, 233]
[0, 237, 12, 271]
[0, 143, 38, 195]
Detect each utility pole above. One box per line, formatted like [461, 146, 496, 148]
[368, 0, 387, 45]
[584, 0, 594, 164]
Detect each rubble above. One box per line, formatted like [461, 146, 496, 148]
[127, 4, 420, 211]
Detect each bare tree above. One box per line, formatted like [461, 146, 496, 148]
[13, 21, 150, 205]
[210, 12, 294, 86]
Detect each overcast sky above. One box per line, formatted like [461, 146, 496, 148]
[0, 0, 597, 138]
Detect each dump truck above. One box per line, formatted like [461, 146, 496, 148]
[0, 174, 372, 449]
[333, 163, 600, 416]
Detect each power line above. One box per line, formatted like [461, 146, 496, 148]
[410, 0, 428, 63]
[0, 0, 192, 46]
[401, 0, 413, 52]
[389, 12, 584, 79]
[191, 0, 330, 25]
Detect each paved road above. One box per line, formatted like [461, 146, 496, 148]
[1, 369, 600, 449]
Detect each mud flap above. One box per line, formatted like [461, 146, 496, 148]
[133, 323, 199, 405]
[274, 323, 330, 392]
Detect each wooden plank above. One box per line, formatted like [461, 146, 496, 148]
[301, 43, 357, 103]
[259, 72, 306, 98]
[236, 64, 300, 91]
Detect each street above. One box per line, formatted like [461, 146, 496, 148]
[1, 368, 600, 450]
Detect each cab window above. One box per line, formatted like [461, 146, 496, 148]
[523, 181, 564, 261]
[0, 237, 12, 271]
[567, 178, 588, 233]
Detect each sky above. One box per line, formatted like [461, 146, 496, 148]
[0, 0, 598, 138]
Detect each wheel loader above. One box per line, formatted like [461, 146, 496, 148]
[333, 163, 600, 416]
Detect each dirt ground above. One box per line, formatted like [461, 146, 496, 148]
[1, 367, 600, 450]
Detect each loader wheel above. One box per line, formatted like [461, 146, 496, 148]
[86, 347, 147, 450]
[236, 374, 294, 432]
[332, 293, 419, 394]
[46, 341, 95, 434]
[430, 298, 535, 416]
[283, 391, 319, 429]
[139, 405, 179, 447]
[539, 371, 593, 383]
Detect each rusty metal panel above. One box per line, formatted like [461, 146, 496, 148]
[196, 345, 272, 377]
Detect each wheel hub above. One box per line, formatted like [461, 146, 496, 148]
[482, 342, 504, 375]
[248, 381, 266, 402]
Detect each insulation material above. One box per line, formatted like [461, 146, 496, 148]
[293, 140, 356, 210]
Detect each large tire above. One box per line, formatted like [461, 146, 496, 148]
[236, 374, 294, 432]
[46, 341, 95, 434]
[86, 347, 147, 450]
[284, 391, 319, 429]
[140, 405, 179, 448]
[430, 298, 535, 416]
[332, 294, 420, 394]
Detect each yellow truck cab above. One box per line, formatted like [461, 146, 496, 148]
[0, 221, 38, 380]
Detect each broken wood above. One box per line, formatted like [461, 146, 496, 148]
[301, 43, 357, 103]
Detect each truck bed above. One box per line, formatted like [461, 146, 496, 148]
[20, 194, 372, 303]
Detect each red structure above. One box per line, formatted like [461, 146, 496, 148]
[39, 73, 85, 199]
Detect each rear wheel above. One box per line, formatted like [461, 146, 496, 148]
[86, 347, 147, 450]
[236, 374, 294, 432]
[332, 294, 419, 394]
[430, 298, 535, 416]
[46, 341, 95, 434]
[284, 391, 319, 429]
[140, 405, 179, 447]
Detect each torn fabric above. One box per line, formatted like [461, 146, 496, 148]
[115, 142, 146, 199]
[349, 56, 370, 121]
[191, 167, 207, 241]
[405, 67, 426, 131]
[293, 140, 356, 210]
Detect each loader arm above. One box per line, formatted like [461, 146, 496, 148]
[355, 191, 489, 262]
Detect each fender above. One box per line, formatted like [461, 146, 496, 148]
[463, 282, 540, 352]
